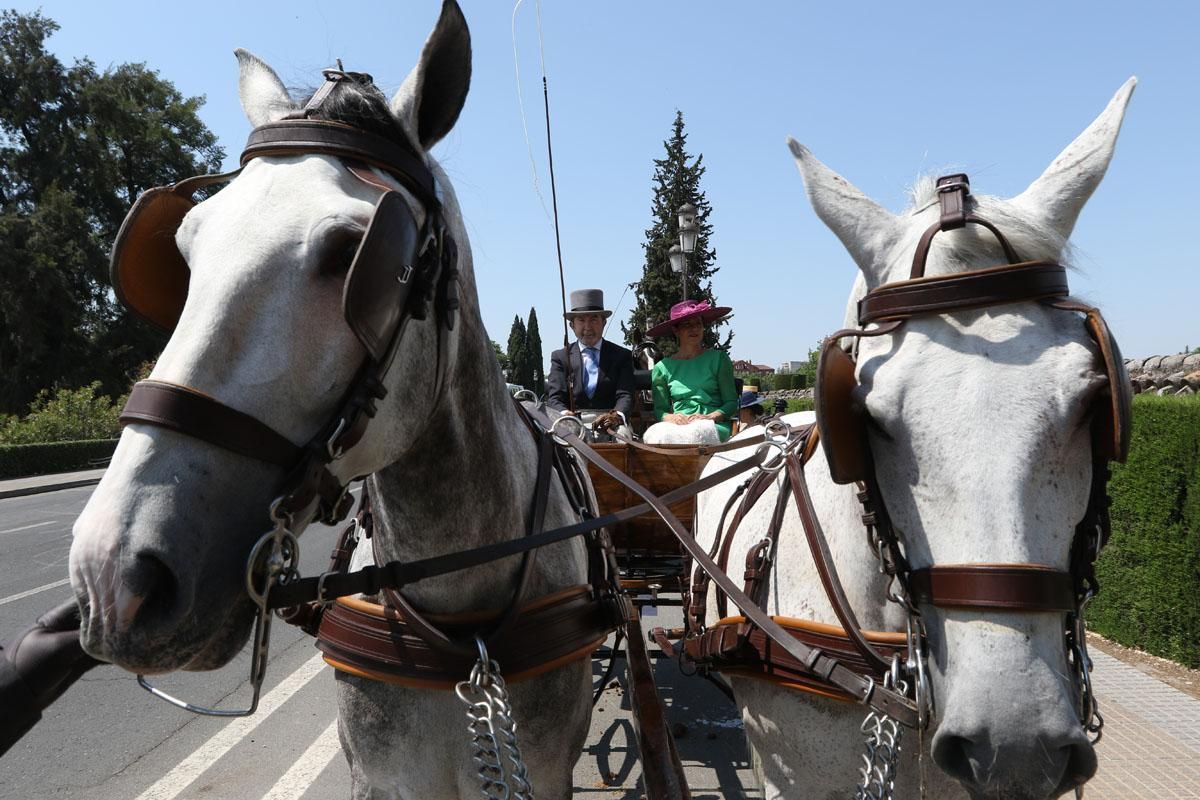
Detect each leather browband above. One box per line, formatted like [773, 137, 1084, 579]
[242, 120, 439, 209]
[908, 565, 1075, 612]
[120, 380, 301, 466]
[858, 261, 1069, 325]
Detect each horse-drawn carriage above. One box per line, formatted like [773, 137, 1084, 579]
[68, 4, 1137, 796]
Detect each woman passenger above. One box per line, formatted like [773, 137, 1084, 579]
[643, 300, 738, 444]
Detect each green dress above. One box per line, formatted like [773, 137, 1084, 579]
[651, 349, 738, 441]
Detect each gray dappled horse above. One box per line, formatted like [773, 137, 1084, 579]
[695, 79, 1135, 799]
[70, 3, 599, 797]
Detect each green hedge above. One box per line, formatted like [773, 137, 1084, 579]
[0, 439, 119, 479]
[766, 397, 814, 414]
[1089, 394, 1200, 668]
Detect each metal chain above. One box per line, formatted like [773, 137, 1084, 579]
[856, 669, 907, 800]
[454, 638, 534, 800]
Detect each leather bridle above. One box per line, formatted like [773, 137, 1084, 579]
[685, 174, 1128, 739]
[114, 70, 460, 715]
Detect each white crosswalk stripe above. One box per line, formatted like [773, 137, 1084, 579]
[133, 654, 329, 800]
[257, 720, 343, 800]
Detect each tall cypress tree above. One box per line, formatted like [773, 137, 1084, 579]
[525, 307, 545, 395]
[505, 315, 527, 387]
[621, 110, 728, 357]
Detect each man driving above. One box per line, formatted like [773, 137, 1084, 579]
[545, 289, 635, 433]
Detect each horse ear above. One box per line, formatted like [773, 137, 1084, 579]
[1011, 77, 1136, 240]
[390, 0, 472, 151]
[235, 49, 296, 126]
[787, 138, 901, 281]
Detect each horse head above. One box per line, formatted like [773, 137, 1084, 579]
[789, 78, 1134, 797]
[70, 1, 474, 675]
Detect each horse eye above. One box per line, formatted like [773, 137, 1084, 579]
[320, 229, 362, 277]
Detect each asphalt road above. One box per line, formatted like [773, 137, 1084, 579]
[0, 484, 761, 799]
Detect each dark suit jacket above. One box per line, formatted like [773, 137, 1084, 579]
[545, 340, 635, 416]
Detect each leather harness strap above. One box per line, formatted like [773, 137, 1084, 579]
[318, 587, 621, 689]
[908, 566, 1076, 612]
[266, 424, 773, 611]
[685, 616, 907, 703]
[557, 423, 921, 728]
[909, 174, 1021, 279]
[121, 380, 300, 466]
[860, 261, 1070, 325]
[242, 120, 439, 209]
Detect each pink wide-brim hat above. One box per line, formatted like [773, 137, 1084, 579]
[645, 299, 732, 338]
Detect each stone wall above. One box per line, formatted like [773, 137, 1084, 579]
[1126, 353, 1200, 396]
[758, 353, 1200, 400]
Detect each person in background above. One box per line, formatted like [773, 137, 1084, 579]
[1, 599, 100, 756]
[545, 289, 636, 435]
[774, 397, 789, 416]
[644, 299, 738, 444]
[736, 389, 766, 432]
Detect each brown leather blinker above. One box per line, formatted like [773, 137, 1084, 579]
[342, 191, 423, 363]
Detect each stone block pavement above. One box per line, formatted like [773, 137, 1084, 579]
[1088, 648, 1200, 798]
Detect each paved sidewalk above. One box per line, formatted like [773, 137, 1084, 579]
[0, 468, 105, 499]
[1088, 648, 1200, 797]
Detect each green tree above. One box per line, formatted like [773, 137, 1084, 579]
[0, 10, 224, 413]
[622, 110, 728, 357]
[0, 382, 121, 444]
[492, 340, 510, 374]
[525, 307, 545, 395]
[505, 315, 529, 388]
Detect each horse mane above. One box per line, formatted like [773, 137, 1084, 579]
[903, 174, 1073, 270]
[840, 173, 1077, 331]
[300, 76, 408, 144]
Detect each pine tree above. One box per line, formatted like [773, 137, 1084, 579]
[621, 110, 729, 357]
[505, 315, 527, 387]
[525, 307, 545, 395]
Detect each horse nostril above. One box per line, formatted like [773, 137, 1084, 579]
[122, 552, 179, 622]
[930, 733, 980, 785]
[1060, 740, 1098, 791]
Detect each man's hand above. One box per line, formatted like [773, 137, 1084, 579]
[6, 600, 101, 710]
[593, 411, 623, 433]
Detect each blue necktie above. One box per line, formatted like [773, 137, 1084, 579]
[582, 347, 599, 398]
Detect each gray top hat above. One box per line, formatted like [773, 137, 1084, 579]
[564, 288, 612, 319]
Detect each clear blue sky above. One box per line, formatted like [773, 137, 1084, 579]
[23, 0, 1198, 366]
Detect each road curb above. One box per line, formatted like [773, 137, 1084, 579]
[0, 477, 103, 500]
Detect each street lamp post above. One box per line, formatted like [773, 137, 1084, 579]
[668, 202, 698, 300]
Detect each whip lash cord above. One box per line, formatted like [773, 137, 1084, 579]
[510, 0, 552, 224]
[514, 0, 574, 409]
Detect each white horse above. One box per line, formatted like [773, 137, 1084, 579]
[69, 3, 598, 797]
[694, 78, 1134, 799]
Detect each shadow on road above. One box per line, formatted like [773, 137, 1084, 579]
[579, 641, 762, 799]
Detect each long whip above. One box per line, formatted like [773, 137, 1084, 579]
[514, 0, 575, 411]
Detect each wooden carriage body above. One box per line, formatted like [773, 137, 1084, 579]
[587, 441, 713, 600]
